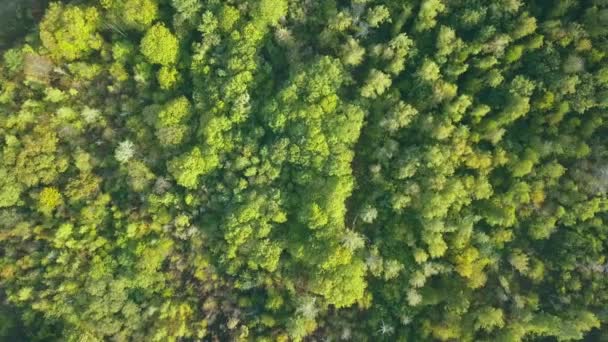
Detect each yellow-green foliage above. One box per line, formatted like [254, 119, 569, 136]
[40, 3, 102, 61]
[140, 23, 179, 65]
[1, 0, 608, 341]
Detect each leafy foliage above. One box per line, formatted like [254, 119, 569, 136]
[140, 23, 179, 65]
[39, 3, 102, 61]
[2, 0, 608, 341]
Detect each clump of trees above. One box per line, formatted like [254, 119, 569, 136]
[1, 0, 608, 341]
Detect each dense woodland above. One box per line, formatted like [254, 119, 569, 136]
[1, 0, 608, 340]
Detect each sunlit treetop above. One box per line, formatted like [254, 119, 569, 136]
[39, 3, 102, 61]
[140, 23, 179, 65]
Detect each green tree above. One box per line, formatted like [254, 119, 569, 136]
[37, 186, 63, 215]
[40, 3, 102, 61]
[140, 23, 179, 65]
[0, 169, 22, 208]
[101, 0, 158, 31]
[168, 147, 216, 188]
[155, 96, 192, 146]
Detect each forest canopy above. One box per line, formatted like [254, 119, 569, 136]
[1, 0, 608, 341]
